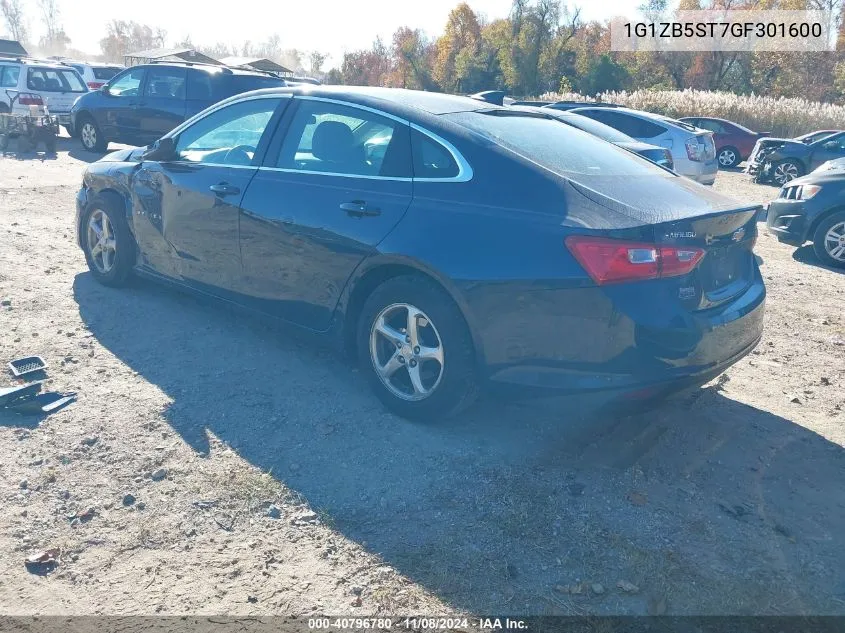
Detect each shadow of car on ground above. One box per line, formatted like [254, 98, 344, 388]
[71, 272, 845, 615]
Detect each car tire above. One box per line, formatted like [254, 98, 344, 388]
[812, 210, 845, 268]
[81, 194, 135, 287]
[357, 275, 478, 421]
[772, 158, 803, 185]
[78, 116, 107, 152]
[0, 103, 9, 114]
[717, 146, 740, 168]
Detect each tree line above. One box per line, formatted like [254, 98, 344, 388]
[4, 0, 845, 102]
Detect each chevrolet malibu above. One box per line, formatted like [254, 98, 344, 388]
[75, 86, 766, 420]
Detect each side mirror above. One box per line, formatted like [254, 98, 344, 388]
[100, 85, 112, 95]
[142, 137, 176, 162]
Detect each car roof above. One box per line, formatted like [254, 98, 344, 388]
[0, 56, 75, 69]
[140, 61, 276, 78]
[236, 85, 496, 116]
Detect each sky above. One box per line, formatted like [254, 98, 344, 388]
[48, 0, 644, 67]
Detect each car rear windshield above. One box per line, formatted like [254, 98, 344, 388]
[447, 110, 673, 177]
[94, 66, 122, 81]
[557, 114, 632, 143]
[27, 67, 87, 92]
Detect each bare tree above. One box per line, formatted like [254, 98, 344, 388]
[1, 0, 28, 43]
[309, 50, 327, 75]
[38, 0, 58, 43]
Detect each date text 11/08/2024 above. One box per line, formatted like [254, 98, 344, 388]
[307, 618, 528, 630]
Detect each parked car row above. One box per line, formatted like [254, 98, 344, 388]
[75, 85, 767, 420]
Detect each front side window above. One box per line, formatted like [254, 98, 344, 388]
[144, 67, 186, 99]
[821, 133, 845, 151]
[276, 100, 411, 178]
[175, 97, 281, 165]
[107, 68, 145, 96]
[27, 67, 86, 92]
[0, 65, 20, 88]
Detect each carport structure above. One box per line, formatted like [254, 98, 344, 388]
[218, 56, 293, 76]
[124, 47, 222, 67]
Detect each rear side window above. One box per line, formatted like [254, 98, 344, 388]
[696, 119, 725, 133]
[27, 67, 86, 92]
[411, 129, 459, 179]
[580, 110, 665, 139]
[276, 100, 411, 178]
[447, 111, 672, 177]
[144, 67, 186, 99]
[94, 66, 121, 81]
[186, 69, 213, 100]
[219, 74, 285, 99]
[0, 65, 20, 88]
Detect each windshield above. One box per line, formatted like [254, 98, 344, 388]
[447, 110, 674, 178]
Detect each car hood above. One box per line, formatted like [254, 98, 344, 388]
[97, 147, 145, 163]
[812, 157, 845, 174]
[564, 172, 759, 229]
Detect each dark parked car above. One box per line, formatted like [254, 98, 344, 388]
[766, 158, 845, 267]
[70, 61, 285, 152]
[75, 86, 765, 420]
[514, 105, 673, 169]
[745, 130, 845, 185]
[678, 116, 769, 168]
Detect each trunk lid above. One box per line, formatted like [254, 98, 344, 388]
[566, 175, 760, 309]
[653, 209, 758, 310]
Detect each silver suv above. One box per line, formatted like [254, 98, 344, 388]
[571, 106, 718, 185]
[0, 56, 88, 132]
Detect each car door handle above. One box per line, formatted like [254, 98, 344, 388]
[209, 183, 241, 196]
[340, 201, 381, 217]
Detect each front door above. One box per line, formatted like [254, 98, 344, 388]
[130, 96, 286, 294]
[99, 67, 146, 143]
[239, 98, 414, 330]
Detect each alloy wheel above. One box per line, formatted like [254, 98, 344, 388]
[823, 221, 845, 262]
[718, 148, 737, 167]
[81, 122, 97, 150]
[86, 209, 117, 274]
[773, 162, 799, 185]
[369, 303, 445, 401]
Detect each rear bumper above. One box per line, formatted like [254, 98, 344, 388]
[483, 275, 766, 396]
[678, 160, 718, 185]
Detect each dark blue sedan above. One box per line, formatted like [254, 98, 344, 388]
[75, 86, 766, 420]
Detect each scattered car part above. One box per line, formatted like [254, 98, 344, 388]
[24, 548, 60, 573]
[0, 381, 43, 407]
[8, 355, 47, 377]
[7, 391, 77, 414]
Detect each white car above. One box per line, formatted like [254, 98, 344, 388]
[570, 106, 719, 185]
[62, 60, 123, 90]
[0, 56, 88, 131]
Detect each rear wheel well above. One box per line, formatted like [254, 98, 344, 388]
[343, 264, 471, 360]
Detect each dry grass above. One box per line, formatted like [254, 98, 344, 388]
[541, 88, 845, 137]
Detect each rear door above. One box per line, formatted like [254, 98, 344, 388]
[138, 66, 187, 144]
[239, 97, 414, 329]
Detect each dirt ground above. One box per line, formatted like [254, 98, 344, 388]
[1, 137, 844, 617]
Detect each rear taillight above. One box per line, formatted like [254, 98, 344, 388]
[87, 82, 104, 89]
[18, 93, 44, 106]
[565, 236, 705, 285]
